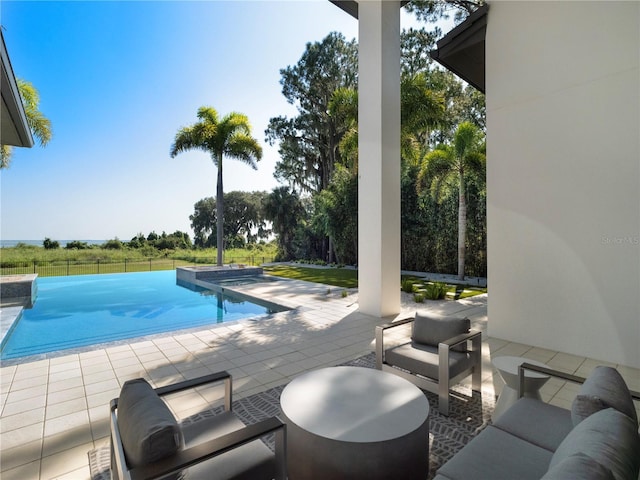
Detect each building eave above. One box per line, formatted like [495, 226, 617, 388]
[1, 30, 34, 148]
[430, 4, 488, 93]
[329, 1, 410, 20]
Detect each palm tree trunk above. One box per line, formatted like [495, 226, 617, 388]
[216, 156, 224, 267]
[458, 169, 466, 281]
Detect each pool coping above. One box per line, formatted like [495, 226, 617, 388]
[0, 306, 23, 351]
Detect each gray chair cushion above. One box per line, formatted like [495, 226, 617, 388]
[411, 312, 470, 351]
[117, 378, 183, 467]
[550, 408, 640, 480]
[384, 341, 475, 380]
[542, 453, 615, 480]
[492, 397, 573, 452]
[436, 426, 553, 480]
[182, 411, 276, 480]
[571, 366, 637, 425]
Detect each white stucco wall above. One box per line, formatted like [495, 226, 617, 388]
[486, 1, 640, 368]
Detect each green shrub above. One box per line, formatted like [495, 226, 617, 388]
[43, 238, 60, 250]
[65, 240, 90, 250]
[341, 290, 348, 298]
[412, 283, 427, 293]
[401, 279, 415, 293]
[413, 293, 425, 303]
[425, 281, 448, 300]
[102, 239, 124, 250]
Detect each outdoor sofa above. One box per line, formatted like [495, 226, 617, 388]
[433, 364, 640, 480]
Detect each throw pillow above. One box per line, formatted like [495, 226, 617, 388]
[571, 366, 637, 426]
[550, 408, 640, 480]
[117, 378, 184, 468]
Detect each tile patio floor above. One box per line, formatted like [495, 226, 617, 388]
[1, 277, 639, 479]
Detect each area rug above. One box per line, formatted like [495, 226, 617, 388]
[88, 353, 494, 480]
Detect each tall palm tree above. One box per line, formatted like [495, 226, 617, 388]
[1, 79, 53, 169]
[171, 106, 262, 266]
[418, 122, 485, 280]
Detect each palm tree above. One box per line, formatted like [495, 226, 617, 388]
[1, 79, 52, 169]
[171, 106, 262, 266]
[418, 121, 485, 280]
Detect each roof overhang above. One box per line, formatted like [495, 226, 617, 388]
[330, 1, 410, 20]
[1, 31, 34, 148]
[430, 4, 488, 93]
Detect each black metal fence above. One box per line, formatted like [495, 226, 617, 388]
[0, 256, 276, 277]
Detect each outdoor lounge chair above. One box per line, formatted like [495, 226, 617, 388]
[109, 371, 287, 480]
[375, 311, 482, 415]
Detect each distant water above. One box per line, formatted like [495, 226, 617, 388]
[0, 240, 106, 248]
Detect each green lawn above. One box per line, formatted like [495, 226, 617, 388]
[264, 266, 487, 301]
[263, 265, 358, 288]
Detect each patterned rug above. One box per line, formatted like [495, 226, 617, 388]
[88, 353, 494, 480]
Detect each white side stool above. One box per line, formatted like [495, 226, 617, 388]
[492, 356, 550, 421]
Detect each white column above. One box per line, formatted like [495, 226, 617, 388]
[358, 0, 401, 317]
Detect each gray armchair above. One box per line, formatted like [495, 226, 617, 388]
[110, 371, 286, 480]
[376, 312, 482, 415]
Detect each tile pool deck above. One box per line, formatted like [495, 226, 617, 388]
[1, 277, 639, 479]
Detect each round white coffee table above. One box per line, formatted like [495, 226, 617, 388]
[492, 356, 550, 421]
[280, 366, 430, 479]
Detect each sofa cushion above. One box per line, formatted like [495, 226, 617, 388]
[436, 426, 553, 480]
[571, 366, 637, 425]
[412, 312, 470, 351]
[117, 378, 184, 468]
[385, 341, 475, 380]
[492, 397, 573, 452]
[550, 408, 640, 480]
[542, 453, 615, 480]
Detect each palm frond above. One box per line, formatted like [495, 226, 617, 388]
[453, 121, 480, 158]
[328, 87, 358, 123]
[224, 112, 251, 129]
[418, 148, 456, 201]
[464, 151, 486, 177]
[170, 125, 205, 157]
[225, 132, 262, 169]
[17, 79, 52, 147]
[1, 145, 12, 169]
[424, 148, 455, 177]
[197, 106, 219, 126]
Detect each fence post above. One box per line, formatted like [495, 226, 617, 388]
[67, 259, 70, 276]
[149, 258, 152, 271]
[125, 258, 127, 273]
[34, 261, 37, 274]
[97, 259, 100, 274]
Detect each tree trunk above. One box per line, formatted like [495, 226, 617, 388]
[328, 236, 335, 264]
[457, 168, 466, 281]
[216, 156, 224, 267]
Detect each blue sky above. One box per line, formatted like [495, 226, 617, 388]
[1, 1, 437, 242]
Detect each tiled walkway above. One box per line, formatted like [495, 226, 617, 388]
[1, 277, 638, 479]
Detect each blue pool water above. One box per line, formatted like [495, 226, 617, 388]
[1, 270, 283, 361]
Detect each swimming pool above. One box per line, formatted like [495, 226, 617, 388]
[0, 270, 286, 361]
